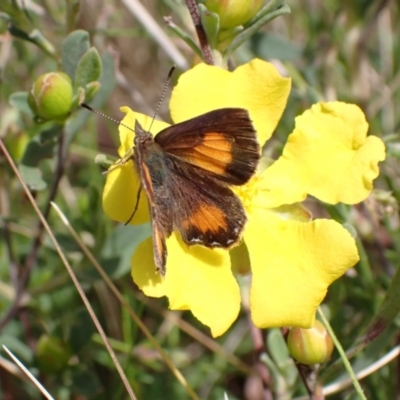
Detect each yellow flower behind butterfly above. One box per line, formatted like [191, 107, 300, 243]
[103, 59, 385, 337]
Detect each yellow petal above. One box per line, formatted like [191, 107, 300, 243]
[132, 233, 240, 337]
[245, 210, 359, 328]
[235, 172, 312, 221]
[102, 107, 170, 225]
[262, 102, 386, 206]
[102, 159, 150, 224]
[131, 237, 165, 297]
[169, 59, 291, 144]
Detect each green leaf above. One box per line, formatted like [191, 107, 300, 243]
[74, 47, 102, 90]
[267, 328, 290, 364]
[198, 4, 220, 48]
[164, 16, 202, 59]
[9, 92, 33, 116]
[28, 29, 56, 56]
[267, 329, 297, 387]
[66, 52, 115, 140]
[21, 135, 56, 167]
[20, 124, 63, 190]
[19, 165, 47, 191]
[61, 30, 90, 80]
[7, 25, 56, 56]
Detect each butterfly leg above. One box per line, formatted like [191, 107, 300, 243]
[125, 185, 142, 225]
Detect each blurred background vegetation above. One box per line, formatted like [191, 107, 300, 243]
[0, 0, 399, 399]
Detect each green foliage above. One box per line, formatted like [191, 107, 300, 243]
[1, 0, 400, 399]
[62, 30, 92, 79]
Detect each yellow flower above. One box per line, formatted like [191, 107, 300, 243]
[103, 59, 385, 337]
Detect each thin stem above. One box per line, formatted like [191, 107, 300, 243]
[317, 307, 367, 400]
[184, 0, 214, 65]
[3, 346, 55, 400]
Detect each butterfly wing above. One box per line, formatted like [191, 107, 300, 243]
[163, 154, 246, 248]
[155, 108, 260, 185]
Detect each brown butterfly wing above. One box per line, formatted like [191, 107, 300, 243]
[162, 154, 246, 248]
[154, 108, 260, 185]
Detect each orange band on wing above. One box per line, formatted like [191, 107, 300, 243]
[181, 133, 233, 175]
[182, 203, 228, 234]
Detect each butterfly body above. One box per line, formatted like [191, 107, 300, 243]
[132, 108, 260, 275]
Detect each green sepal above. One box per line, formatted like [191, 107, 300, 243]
[71, 87, 86, 110]
[198, 3, 220, 48]
[84, 81, 101, 101]
[224, 2, 291, 57]
[245, 0, 286, 26]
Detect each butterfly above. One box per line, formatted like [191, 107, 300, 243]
[131, 108, 260, 275]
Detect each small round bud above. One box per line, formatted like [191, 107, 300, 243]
[205, 0, 264, 29]
[287, 321, 334, 365]
[28, 72, 73, 120]
[36, 334, 71, 373]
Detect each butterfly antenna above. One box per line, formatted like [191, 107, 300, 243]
[81, 103, 136, 173]
[148, 65, 176, 132]
[80, 103, 135, 133]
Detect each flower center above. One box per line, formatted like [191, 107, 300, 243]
[233, 174, 263, 213]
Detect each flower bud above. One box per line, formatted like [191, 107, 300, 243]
[28, 72, 73, 120]
[287, 321, 334, 365]
[4, 129, 29, 161]
[36, 334, 71, 373]
[205, 0, 264, 29]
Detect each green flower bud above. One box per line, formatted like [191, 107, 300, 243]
[205, 0, 264, 29]
[28, 72, 73, 121]
[287, 321, 334, 365]
[36, 334, 71, 373]
[4, 129, 29, 161]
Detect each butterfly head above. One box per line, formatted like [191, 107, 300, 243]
[134, 119, 154, 148]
